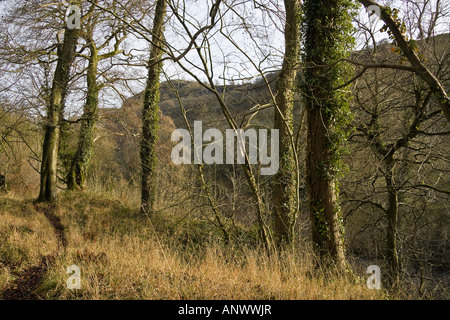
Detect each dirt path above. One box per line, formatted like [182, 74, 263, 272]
[37, 203, 68, 251]
[1, 203, 67, 300]
[1, 255, 54, 300]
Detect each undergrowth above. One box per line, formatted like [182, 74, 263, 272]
[1, 191, 386, 300]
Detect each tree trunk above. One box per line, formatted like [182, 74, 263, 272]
[306, 106, 347, 269]
[38, 24, 79, 202]
[303, 0, 355, 270]
[67, 37, 99, 191]
[273, 0, 301, 246]
[140, 0, 166, 215]
[384, 156, 400, 287]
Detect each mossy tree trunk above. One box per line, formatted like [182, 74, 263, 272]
[273, 0, 301, 247]
[302, 0, 355, 270]
[66, 2, 126, 191]
[67, 32, 99, 191]
[38, 20, 80, 202]
[140, 0, 167, 215]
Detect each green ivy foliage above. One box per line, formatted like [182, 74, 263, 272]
[301, 0, 357, 180]
[301, 0, 358, 248]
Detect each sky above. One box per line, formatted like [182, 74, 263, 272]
[124, 0, 450, 86]
[1, 0, 449, 115]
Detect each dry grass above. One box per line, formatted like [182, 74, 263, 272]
[0, 197, 57, 291]
[0, 192, 385, 300]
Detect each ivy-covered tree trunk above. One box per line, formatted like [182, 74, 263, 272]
[273, 0, 301, 246]
[302, 0, 355, 269]
[140, 0, 166, 215]
[38, 23, 80, 202]
[67, 35, 99, 191]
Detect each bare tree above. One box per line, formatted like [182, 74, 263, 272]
[343, 1, 449, 292]
[359, 0, 450, 123]
[38, 1, 81, 202]
[272, 0, 301, 247]
[67, 0, 131, 190]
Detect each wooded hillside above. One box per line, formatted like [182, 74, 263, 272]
[0, 0, 448, 300]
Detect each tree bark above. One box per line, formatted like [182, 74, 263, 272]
[306, 106, 347, 268]
[67, 34, 99, 191]
[303, 0, 353, 270]
[140, 0, 167, 215]
[273, 0, 301, 246]
[384, 155, 400, 287]
[38, 22, 80, 202]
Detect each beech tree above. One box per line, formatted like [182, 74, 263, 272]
[38, 1, 81, 202]
[0, 1, 85, 200]
[67, 0, 131, 190]
[272, 0, 301, 246]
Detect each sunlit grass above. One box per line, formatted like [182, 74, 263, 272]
[1, 192, 384, 300]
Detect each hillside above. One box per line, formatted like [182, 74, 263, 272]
[0, 192, 384, 299]
[0, 32, 449, 300]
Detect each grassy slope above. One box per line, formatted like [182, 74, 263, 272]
[0, 192, 384, 300]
